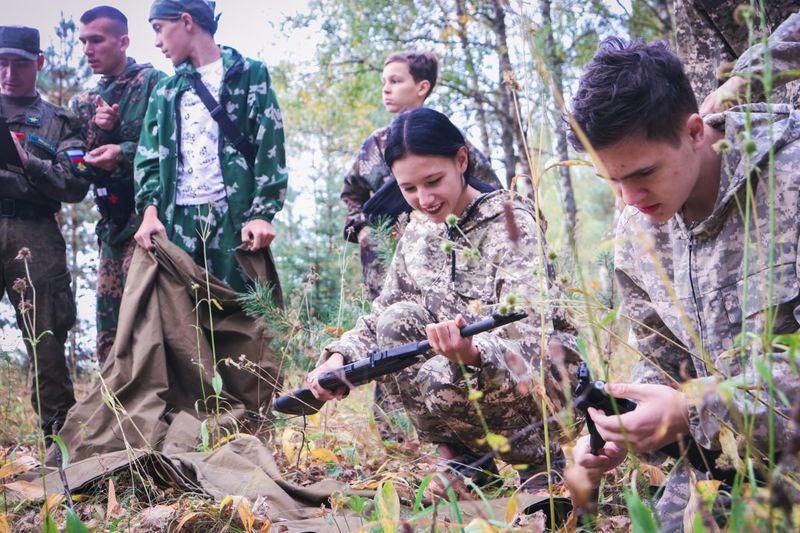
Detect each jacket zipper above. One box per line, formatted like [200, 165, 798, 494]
[687, 234, 706, 371]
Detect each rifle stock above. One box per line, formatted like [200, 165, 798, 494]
[273, 310, 528, 416]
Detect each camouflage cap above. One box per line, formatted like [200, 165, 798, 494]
[149, 0, 219, 35]
[0, 26, 41, 61]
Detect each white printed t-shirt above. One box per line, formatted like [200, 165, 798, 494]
[176, 57, 226, 206]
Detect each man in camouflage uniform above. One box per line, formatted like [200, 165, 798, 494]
[341, 51, 502, 438]
[71, 6, 165, 363]
[0, 26, 91, 434]
[675, 0, 800, 111]
[311, 186, 579, 481]
[569, 38, 800, 530]
[135, 0, 287, 293]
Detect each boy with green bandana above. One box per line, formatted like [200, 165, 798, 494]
[134, 0, 287, 293]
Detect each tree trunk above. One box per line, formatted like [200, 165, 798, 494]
[455, 0, 492, 159]
[538, 0, 578, 237]
[490, 0, 520, 187]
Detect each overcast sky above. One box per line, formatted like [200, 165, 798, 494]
[4, 0, 317, 72]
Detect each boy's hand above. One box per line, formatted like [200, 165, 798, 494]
[134, 206, 167, 250]
[572, 434, 627, 486]
[242, 219, 276, 250]
[94, 95, 120, 131]
[85, 144, 121, 172]
[306, 352, 348, 401]
[426, 314, 481, 367]
[589, 382, 690, 454]
[700, 75, 748, 114]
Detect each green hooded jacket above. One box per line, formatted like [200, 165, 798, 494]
[134, 46, 287, 232]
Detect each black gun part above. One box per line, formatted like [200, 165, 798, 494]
[574, 362, 735, 484]
[273, 310, 528, 416]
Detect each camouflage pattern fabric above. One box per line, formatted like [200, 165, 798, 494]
[675, 0, 800, 106]
[341, 124, 502, 432]
[94, 235, 137, 363]
[171, 200, 252, 293]
[71, 58, 165, 362]
[614, 104, 800, 527]
[135, 46, 287, 284]
[341, 124, 502, 300]
[323, 190, 580, 466]
[0, 94, 91, 433]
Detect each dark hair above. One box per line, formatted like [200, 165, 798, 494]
[80, 6, 129, 35]
[384, 51, 438, 98]
[568, 37, 698, 151]
[385, 107, 472, 174]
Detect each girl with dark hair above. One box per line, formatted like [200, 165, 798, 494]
[308, 108, 578, 492]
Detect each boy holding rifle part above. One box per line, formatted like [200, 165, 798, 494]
[569, 37, 800, 529]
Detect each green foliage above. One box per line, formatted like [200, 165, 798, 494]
[64, 509, 90, 533]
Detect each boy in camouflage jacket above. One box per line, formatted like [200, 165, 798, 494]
[570, 38, 800, 530]
[72, 6, 166, 362]
[135, 0, 287, 293]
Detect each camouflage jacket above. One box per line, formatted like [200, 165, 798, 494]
[71, 58, 165, 184]
[72, 58, 165, 241]
[325, 190, 578, 409]
[675, 0, 800, 105]
[615, 104, 800, 455]
[0, 94, 90, 210]
[135, 46, 287, 230]
[341, 125, 503, 243]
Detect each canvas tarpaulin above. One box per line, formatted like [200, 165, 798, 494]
[50, 237, 283, 462]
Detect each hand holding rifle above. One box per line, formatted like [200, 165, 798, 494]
[278, 310, 527, 416]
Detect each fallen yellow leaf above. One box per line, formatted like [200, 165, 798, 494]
[281, 427, 307, 464]
[0, 513, 10, 533]
[236, 497, 254, 532]
[175, 511, 207, 532]
[310, 448, 338, 464]
[505, 492, 519, 524]
[40, 493, 64, 523]
[259, 521, 272, 533]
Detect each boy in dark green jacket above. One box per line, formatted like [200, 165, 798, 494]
[134, 0, 287, 292]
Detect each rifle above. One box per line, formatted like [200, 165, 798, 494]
[573, 362, 735, 485]
[273, 310, 528, 416]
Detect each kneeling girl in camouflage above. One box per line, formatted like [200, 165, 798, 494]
[307, 108, 578, 488]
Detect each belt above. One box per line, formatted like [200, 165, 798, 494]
[0, 198, 57, 219]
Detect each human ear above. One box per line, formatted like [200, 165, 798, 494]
[180, 12, 193, 31]
[417, 79, 430, 98]
[456, 145, 469, 173]
[120, 35, 130, 53]
[686, 113, 705, 144]
[36, 55, 45, 71]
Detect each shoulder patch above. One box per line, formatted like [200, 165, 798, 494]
[66, 148, 91, 176]
[25, 115, 42, 126]
[28, 134, 58, 156]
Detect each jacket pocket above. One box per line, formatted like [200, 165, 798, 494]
[722, 262, 799, 327]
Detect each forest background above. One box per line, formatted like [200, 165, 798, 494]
[0, 0, 712, 530]
[0, 0, 672, 371]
